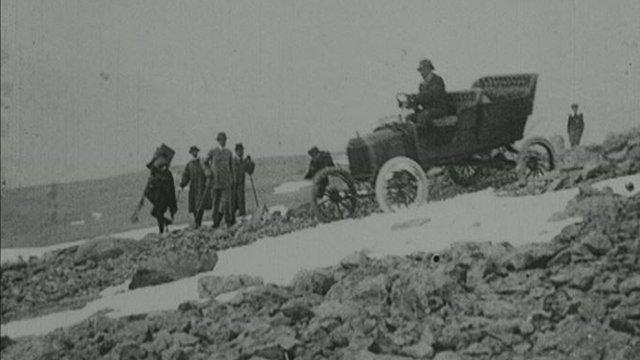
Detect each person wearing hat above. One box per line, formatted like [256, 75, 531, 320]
[180, 145, 211, 228]
[205, 132, 236, 228]
[404, 58, 449, 129]
[142, 155, 177, 234]
[304, 146, 335, 180]
[567, 103, 584, 148]
[232, 143, 256, 217]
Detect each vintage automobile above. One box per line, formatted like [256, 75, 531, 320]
[310, 73, 557, 222]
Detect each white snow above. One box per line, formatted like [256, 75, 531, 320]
[273, 180, 312, 194]
[1, 174, 638, 338]
[70, 220, 85, 226]
[91, 212, 103, 220]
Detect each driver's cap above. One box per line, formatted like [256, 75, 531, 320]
[418, 58, 434, 71]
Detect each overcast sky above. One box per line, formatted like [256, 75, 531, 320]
[1, 0, 639, 187]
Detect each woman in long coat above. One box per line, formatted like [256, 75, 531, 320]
[143, 156, 178, 234]
[180, 146, 212, 228]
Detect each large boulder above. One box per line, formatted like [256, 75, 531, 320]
[389, 265, 465, 319]
[581, 158, 615, 180]
[290, 268, 336, 295]
[502, 242, 565, 271]
[129, 250, 218, 290]
[559, 147, 603, 171]
[198, 274, 264, 299]
[74, 237, 141, 264]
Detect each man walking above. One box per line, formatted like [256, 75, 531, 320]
[180, 146, 211, 228]
[567, 103, 584, 148]
[232, 143, 256, 217]
[206, 132, 235, 228]
[142, 156, 177, 234]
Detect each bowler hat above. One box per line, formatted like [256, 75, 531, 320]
[308, 146, 320, 156]
[217, 132, 227, 140]
[189, 145, 200, 153]
[417, 58, 435, 71]
[235, 143, 244, 150]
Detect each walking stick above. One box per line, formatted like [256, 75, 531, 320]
[249, 173, 259, 208]
[131, 195, 145, 223]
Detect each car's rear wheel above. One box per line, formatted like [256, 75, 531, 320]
[517, 136, 557, 179]
[375, 156, 428, 212]
[311, 167, 358, 223]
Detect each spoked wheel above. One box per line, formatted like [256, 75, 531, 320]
[311, 167, 358, 223]
[447, 164, 480, 186]
[517, 137, 558, 179]
[375, 156, 428, 212]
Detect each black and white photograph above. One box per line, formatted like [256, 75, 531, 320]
[1, 1, 639, 359]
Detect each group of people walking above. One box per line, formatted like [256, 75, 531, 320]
[138, 131, 255, 233]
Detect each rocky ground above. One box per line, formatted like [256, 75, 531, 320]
[498, 128, 640, 196]
[2, 183, 638, 360]
[1, 129, 639, 326]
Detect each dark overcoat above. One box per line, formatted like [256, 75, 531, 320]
[180, 158, 212, 213]
[144, 169, 177, 218]
[232, 156, 256, 215]
[414, 73, 449, 112]
[567, 113, 585, 147]
[304, 151, 335, 179]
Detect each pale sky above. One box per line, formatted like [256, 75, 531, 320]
[1, 0, 639, 187]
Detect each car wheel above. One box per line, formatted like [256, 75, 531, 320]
[311, 167, 358, 223]
[375, 156, 428, 213]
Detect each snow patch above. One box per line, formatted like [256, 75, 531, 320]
[69, 220, 85, 226]
[273, 180, 312, 194]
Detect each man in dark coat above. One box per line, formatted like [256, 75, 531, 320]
[180, 146, 211, 228]
[567, 103, 585, 148]
[405, 58, 449, 127]
[143, 156, 177, 234]
[205, 132, 236, 228]
[232, 143, 256, 217]
[304, 146, 335, 180]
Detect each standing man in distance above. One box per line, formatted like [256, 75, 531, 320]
[232, 143, 256, 217]
[180, 145, 211, 228]
[567, 103, 585, 148]
[206, 132, 236, 228]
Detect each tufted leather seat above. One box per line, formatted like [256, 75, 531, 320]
[471, 73, 538, 101]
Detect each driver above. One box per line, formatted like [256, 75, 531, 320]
[405, 58, 449, 126]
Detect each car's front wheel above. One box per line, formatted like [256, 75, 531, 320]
[311, 167, 358, 223]
[375, 156, 429, 212]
